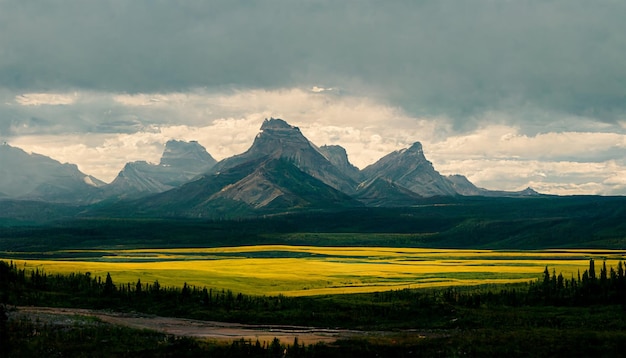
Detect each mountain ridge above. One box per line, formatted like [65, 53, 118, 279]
[0, 143, 104, 203]
[101, 140, 216, 199]
[1, 118, 542, 218]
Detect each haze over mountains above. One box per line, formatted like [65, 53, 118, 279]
[104, 140, 217, 199]
[0, 143, 105, 203]
[0, 118, 539, 218]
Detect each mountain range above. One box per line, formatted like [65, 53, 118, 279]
[0, 118, 538, 218]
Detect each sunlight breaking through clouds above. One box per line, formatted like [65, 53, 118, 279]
[5, 88, 626, 195]
[2, 1, 626, 194]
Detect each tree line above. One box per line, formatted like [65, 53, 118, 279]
[2, 258, 626, 357]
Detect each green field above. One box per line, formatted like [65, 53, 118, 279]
[4, 245, 625, 296]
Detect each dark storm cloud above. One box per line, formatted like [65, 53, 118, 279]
[1, 0, 626, 128]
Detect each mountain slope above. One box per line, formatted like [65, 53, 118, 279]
[356, 177, 427, 207]
[319, 145, 361, 182]
[210, 118, 357, 194]
[102, 140, 216, 198]
[446, 174, 541, 197]
[101, 157, 360, 218]
[209, 158, 359, 211]
[361, 142, 457, 197]
[0, 143, 104, 203]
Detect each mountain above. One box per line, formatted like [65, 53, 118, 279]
[445, 174, 487, 196]
[0, 143, 104, 203]
[97, 119, 362, 218]
[92, 118, 542, 217]
[355, 177, 426, 207]
[360, 142, 458, 197]
[103, 156, 360, 218]
[1, 118, 542, 220]
[210, 118, 357, 194]
[319, 145, 361, 182]
[446, 174, 541, 197]
[102, 140, 216, 198]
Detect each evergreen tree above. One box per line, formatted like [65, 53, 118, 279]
[103, 273, 115, 296]
[589, 258, 596, 281]
[600, 260, 608, 286]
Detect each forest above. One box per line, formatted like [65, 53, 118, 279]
[2, 258, 626, 356]
[2, 196, 626, 252]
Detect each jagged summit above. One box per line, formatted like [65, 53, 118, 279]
[211, 118, 357, 194]
[249, 118, 314, 159]
[319, 145, 361, 182]
[1, 118, 544, 216]
[395, 142, 424, 157]
[159, 140, 216, 168]
[520, 187, 540, 196]
[361, 141, 457, 197]
[102, 139, 216, 198]
[407, 142, 423, 153]
[260, 117, 297, 131]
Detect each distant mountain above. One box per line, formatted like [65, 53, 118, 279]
[446, 174, 541, 197]
[103, 156, 360, 218]
[95, 119, 362, 218]
[210, 118, 357, 194]
[445, 174, 483, 196]
[360, 142, 458, 197]
[89, 118, 543, 218]
[102, 140, 216, 199]
[1, 119, 544, 220]
[0, 143, 104, 203]
[319, 145, 361, 182]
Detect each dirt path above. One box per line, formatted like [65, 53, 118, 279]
[9, 306, 368, 344]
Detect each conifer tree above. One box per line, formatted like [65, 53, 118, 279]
[103, 272, 115, 296]
[589, 258, 596, 281]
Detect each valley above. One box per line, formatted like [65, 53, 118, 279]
[2, 118, 625, 356]
[3, 246, 624, 296]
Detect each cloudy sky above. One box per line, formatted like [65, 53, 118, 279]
[1, 1, 625, 195]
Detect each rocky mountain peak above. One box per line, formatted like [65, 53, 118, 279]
[260, 118, 298, 131]
[361, 141, 457, 197]
[245, 118, 316, 159]
[319, 145, 361, 181]
[211, 118, 358, 195]
[159, 140, 216, 167]
[520, 187, 540, 196]
[406, 142, 423, 154]
[103, 140, 217, 199]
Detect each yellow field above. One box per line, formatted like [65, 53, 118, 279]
[3, 246, 625, 296]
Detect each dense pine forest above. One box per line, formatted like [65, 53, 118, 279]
[2, 258, 626, 356]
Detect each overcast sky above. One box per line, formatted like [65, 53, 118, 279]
[1, 1, 625, 195]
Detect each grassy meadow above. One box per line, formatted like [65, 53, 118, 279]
[3, 245, 625, 296]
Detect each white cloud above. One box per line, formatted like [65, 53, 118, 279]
[5, 88, 626, 195]
[311, 86, 333, 93]
[433, 158, 626, 195]
[15, 92, 78, 106]
[425, 126, 626, 163]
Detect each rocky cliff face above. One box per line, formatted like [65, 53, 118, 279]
[211, 118, 357, 195]
[111, 119, 363, 217]
[361, 142, 458, 197]
[103, 140, 216, 198]
[2, 118, 541, 217]
[319, 145, 361, 182]
[159, 140, 217, 169]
